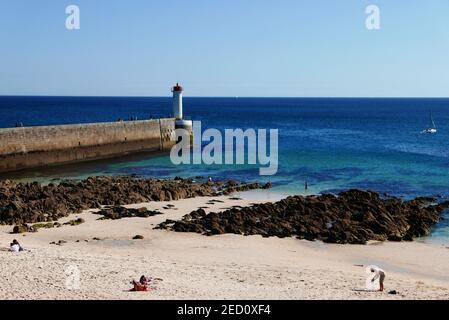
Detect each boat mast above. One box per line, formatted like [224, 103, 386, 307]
[430, 110, 436, 129]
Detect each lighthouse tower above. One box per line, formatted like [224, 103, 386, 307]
[172, 83, 183, 119]
[171, 83, 193, 134]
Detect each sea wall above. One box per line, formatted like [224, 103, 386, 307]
[0, 118, 175, 173]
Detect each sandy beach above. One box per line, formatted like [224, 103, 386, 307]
[1, 192, 448, 300]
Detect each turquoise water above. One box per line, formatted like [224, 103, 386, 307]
[1, 96, 449, 243]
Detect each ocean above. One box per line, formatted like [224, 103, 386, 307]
[1, 96, 449, 243]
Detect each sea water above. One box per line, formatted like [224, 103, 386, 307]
[1, 96, 449, 243]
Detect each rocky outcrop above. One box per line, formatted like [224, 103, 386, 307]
[12, 224, 36, 234]
[0, 176, 265, 225]
[157, 189, 449, 244]
[95, 206, 162, 220]
[63, 218, 85, 226]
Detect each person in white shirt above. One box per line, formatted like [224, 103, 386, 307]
[369, 265, 386, 292]
[9, 239, 23, 253]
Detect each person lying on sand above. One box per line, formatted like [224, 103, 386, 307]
[9, 239, 24, 253]
[369, 266, 386, 291]
[129, 275, 163, 292]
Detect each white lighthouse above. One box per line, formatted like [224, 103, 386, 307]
[171, 83, 193, 133]
[172, 83, 183, 119]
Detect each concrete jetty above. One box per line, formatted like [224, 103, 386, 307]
[0, 83, 196, 174]
[0, 118, 176, 173]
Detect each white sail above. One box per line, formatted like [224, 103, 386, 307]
[430, 111, 436, 129]
[421, 110, 437, 134]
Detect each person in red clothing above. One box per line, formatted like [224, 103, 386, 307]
[130, 275, 150, 292]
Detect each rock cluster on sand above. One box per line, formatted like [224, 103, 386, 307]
[157, 189, 449, 244]
[12, 224, 36, 234]
[95, 206, 162, 220]
[13, 218, 85, 233]
[0, 176, 265, 225]
[63, 218, 85, 226]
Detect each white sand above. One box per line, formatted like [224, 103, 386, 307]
[1, 194, 448, 300]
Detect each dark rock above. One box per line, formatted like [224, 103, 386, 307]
[262, 182, 272, 189]
[0, 177, 262, 225]
[156, 189, 446, 244]
[388, 290, 398, 295]
[51, 240, 67, 245]
[63, 218, 85, 226]
[13, 225, 27, 234]
[12, 224, 35, 234]
[95, 206, 162, 220]
[132, 235, 144, 240]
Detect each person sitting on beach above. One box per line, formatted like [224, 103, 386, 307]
[370, 266, 386, 291]
[130, 275, 150, 292]
[9, 239, 24, 253]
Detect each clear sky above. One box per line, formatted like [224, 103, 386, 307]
[1, 0, 448, 97]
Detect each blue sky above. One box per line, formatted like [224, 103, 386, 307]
[0, 0, 448, 97]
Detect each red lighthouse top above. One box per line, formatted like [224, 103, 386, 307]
[172, 83, 183, 92]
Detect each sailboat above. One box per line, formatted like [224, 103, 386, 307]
[421, 110, 437, 134]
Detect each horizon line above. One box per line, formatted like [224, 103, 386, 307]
[1, 95, 449, 99]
